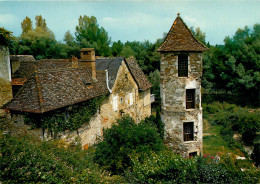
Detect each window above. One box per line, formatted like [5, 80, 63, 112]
[189, 151, 197, 157]
[129, 93, 133, 105]
[178, 55, 188, 77]
[112, 96, 118, 111]
[120, 97, 123, 104]
[183, 122, 194, 141]
[186, 89, 195, 109]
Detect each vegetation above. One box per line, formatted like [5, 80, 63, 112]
[24, 96, 105, 134]
[1, 115, 259, 183]
[94, 116, 164, 174]
[202, 24, 260, 106]
[203, 102, 260, 171]
[0, 134, 125, 183]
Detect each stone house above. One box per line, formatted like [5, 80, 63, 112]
[158, 13, 208, 157]
[2, 48, 152, 147]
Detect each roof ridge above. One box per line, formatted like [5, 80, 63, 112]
[178, 16, 208, 49]
[158, 14, 208, 52]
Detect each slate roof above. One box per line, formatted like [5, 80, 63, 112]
[158, 14, 208, 52]
[126, 57, 152, 91]
[5, 68, 109, 113]
[5, 56, 151, 113]
[96, 57, 124, 89]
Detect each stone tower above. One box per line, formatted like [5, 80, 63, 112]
[158, 13, 208, 157]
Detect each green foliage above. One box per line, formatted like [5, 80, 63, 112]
[148, 69, 160, 106]
[190, 26, 206, 44]
[25, 96, 105, 134]
[21, 16, 33, 34]
[0, 27, 14, 47]
[0, 134, 126, 183]
[75, 15, 111, 56]
[126, 150, 257, 183]
[94, 116, 164, 174]
[143, 111, 164, 139]
[35, 15, 47, 30]
[202, 24, 260, 106]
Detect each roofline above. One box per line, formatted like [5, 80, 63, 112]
[124, 57, 152, 91]
[5, 93, 110, 114]
[158, 15, 208, 52]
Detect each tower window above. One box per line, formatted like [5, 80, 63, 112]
[189, 151, 197, 157]
[186, 89, 195, 109]
[184, 122, 194, 141]
[178, 55, 188, 77]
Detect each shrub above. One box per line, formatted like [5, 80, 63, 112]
[126, 150, 257, 183]
[0, 134, 125, 183]
[94, 117, 164, 174]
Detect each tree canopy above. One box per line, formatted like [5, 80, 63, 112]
[75, 15, 111, 56]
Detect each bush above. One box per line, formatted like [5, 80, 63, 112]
[94, 117, 164, 174]
[0, 134, 125, 183]
[126, 150, 257, 183]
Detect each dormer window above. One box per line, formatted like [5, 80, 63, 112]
[178, 54, 188, 77]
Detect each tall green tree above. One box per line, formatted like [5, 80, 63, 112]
[14, 15, 68, 59]
[202, 24, 260, 106]
[75, 15, 111, 56]
[21, 16, 33, 34]
[35, 15, 47, 30]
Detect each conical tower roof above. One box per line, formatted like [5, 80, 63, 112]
[158, 13, 208, 52]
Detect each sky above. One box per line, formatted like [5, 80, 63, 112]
[0, 0, 260, 45]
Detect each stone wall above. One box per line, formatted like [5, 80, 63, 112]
[160, 52, 203, 157]
[0, 45, 12, 115]
[6, 60, 152, 148]
[0, 45, 11, 82]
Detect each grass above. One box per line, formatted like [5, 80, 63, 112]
[203, 103, 259, 176]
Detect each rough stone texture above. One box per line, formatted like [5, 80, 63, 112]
[0, 46, 12, 115]
[6, 60, 151, 147]
[160, 52, 203, 157]
[0, 45, 11, 82]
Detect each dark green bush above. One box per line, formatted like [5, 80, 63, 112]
[126, 150, 257, 183]
[94, 116, 164, 174]
[0, 134, 124, 183]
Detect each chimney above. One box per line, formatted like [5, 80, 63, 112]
[71, 56, 78, 68]
[80, 48, 96, 80]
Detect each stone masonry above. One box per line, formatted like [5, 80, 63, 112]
[158, 14, 208, 157]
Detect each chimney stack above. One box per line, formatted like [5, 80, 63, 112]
[80, 48, 96, 80]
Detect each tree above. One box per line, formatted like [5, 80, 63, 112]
[111, 40, 123, 56]
[75, 15, 111, 56]
[21, 16, 32, 34]
[14, 15, 67, 59]
[35, 15, 47, 30]
[0, 28, 14, 47]
[202, 24, 260, 106]
[190, 26, 206, 44]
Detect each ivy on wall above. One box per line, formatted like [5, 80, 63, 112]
[24, 95, 106, 134]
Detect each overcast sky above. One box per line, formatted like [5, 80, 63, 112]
[0, 0, 260, 45]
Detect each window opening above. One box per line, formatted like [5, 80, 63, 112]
[186, 89, 195, 109]
[184, 122, 194, 141]
[189, 151, 197, 157]
[178, 55, 188, 77]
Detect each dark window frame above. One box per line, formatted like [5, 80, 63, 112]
[183, 122, 194, 141]
[178, 54, 188, 77]
[186, 89, 195, 109]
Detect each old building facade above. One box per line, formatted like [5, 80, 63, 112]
[2, 48, 152, 147]
[158, 13, 208, 157]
